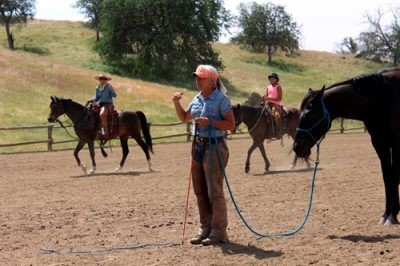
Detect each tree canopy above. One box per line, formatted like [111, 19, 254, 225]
[0, 0, 35, 50]
[337, 7, 400, 66]
[232, 2, 301, 64]
[74, 0, 103, 41]
[95, 0, 232, 81]
[358, 8, 400, 66]
[336, 37, 358, 54]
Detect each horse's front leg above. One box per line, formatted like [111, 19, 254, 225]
[305, 156, 312, 168]
[385, 147, 400, 225]
[257, 142, 270, 174]
[290, 155, 298, 169]
[115, 137, 129, 172]
[74, 140, 87, 174]
[290, 155, 312, 169]
[87, 140, 96, 174]
[245, 142, 259, 173]
[371, 137, 398, 225]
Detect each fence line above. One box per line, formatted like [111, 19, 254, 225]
[0, 122, 192, 151]
[0, 118, 364, 152]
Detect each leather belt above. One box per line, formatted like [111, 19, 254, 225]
[194, 136, 225, 144]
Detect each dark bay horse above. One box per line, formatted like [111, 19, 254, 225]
[233, 104, 311, 173]
[47, 96, 153, 174]
[293, 68, 400, 226]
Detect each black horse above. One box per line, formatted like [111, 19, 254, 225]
[233, 104, 311, 173]
[293, 68, 400, 226]
[47, 96, 153, 174]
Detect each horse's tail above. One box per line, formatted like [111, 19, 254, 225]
[137, 111, 153, 154]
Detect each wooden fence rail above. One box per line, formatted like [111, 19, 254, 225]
[0, 122, 192, 151]
[0, 118, 364, 152]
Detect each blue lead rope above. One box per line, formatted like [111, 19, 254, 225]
[209, 125, 320, 238]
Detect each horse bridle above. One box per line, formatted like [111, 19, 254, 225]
[246, 105, 268, 133]
[53, 100, 92, 141]
[296, 97, 331, 145]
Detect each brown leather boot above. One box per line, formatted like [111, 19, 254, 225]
[100, 114, 108, 137]
[190, 235, 207, 245]
[201, 236, 229, 246]
[190, 228, 210, 245]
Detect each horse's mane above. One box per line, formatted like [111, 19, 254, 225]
[59, 98, 86, 111]
[325, 79, 353, 90]
[60, 98, 80, 105]
[301, 68, 400, 111]
[240, 104, 262, 110]
[239, 104, 265, 114]
[326, 68, 400, 92]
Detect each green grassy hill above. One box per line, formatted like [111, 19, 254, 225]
[0, 20, 384, 152]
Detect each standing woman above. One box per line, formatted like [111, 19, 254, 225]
[172, 65, 235, 246]
[92, 74, 117, 136]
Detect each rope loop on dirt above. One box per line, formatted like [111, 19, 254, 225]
[41, 242, 180, 254]
[210, 126, 322, 238]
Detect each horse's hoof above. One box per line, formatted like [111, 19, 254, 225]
[379, 217, 387, 225]
[79, 163, 87, 174]
[245, 168, 250, 173]
[88, 168, 96, 175]
[384, 216, 399, 226]
[263, 170, 269, 174]
[114, 166, 122, 172]
[147, 160, 153, 172]
[290, 164, 295, 169]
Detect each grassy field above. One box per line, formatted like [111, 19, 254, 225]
[0, 20, 384, 153]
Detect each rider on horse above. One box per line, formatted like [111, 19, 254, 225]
[90, 74, 117, 137]
[262, 72, 286, 138]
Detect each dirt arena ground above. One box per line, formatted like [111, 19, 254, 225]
[1, 132, 400, 265]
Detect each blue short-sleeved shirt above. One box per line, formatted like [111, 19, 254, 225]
[94, 83, 116, 103]
[188, 89, 232, 137]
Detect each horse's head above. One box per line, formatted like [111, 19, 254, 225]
[293, 86, 332, 157]
[47, 96, 65, 122]
[232, 104, 243, 133]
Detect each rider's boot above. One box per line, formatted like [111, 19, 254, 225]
[100, 114, 108, 138]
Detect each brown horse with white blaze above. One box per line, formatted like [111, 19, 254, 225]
[47, 96, 153, 174]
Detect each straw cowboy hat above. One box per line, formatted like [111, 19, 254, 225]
[94, 74, 112, 81]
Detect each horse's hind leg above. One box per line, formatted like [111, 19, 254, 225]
[74, 140, 87, 174]
[132, 135, 152, 172]
[115, 137, 129, 172]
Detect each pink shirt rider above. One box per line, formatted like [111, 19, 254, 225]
[266, 83, 283, 106]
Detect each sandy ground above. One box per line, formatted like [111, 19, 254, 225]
[1, 132, 400, 265]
